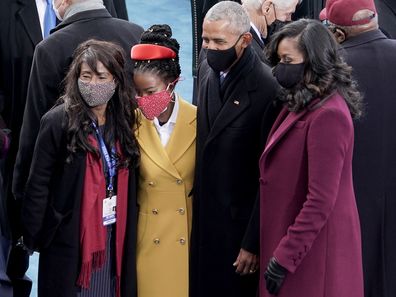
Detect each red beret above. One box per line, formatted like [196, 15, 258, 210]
[130, 44, 176, 61]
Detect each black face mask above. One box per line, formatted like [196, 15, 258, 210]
[206, 35, 243, 72]
[265, 4, 291, 42]
[273, 62, 305, 89]
[267, 19, 290, 39]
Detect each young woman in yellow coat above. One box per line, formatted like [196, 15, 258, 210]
[131, 24, 196, 297]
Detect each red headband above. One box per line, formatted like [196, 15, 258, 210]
[131, 44, 176, 60]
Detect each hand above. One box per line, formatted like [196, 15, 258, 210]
[233, 248, 259, 275]
[6, 240, 30, 280]
[264, 257, 287, 296]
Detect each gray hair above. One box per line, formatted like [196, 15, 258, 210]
[242, 0, 301, 13]
[205, 1, 251, 35]
[242, 0, 264, 11]
[272, 0, 299, 10]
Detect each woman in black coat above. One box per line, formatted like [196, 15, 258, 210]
[21, 39, 140, 297]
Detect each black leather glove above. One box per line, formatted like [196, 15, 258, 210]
[264, 257, 287, 296]
[6, 237, 31, 280]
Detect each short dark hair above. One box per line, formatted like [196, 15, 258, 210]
[60, 39, 139, 167]
[132, 24, 181, 84]
[266, 19, 363, 118]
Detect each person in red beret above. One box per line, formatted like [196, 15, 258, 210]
[131, 24, 196, 297]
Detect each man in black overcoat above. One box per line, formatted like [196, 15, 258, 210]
[325, 0, 396, 296]
[190, 2, 279, 297]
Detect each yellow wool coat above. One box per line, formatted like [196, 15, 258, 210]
[136, 97, 196, 297]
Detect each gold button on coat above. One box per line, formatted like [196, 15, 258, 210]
[176, 179, 183, 185]
[152, 209, 159, 215]
[178, 208, 185, 215]
[153, 238, 160, 245]
[179, 238, 186, 245]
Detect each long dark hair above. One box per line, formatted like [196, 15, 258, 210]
[266, 19, 363, 119]
[132, 24, 181, 84]
[60, 39, 139, 167]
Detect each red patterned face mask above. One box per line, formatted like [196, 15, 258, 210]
[136, 78, 178, 120]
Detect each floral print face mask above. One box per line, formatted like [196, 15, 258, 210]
[78, 79, 116, 107]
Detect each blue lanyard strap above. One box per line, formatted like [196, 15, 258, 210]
[92, 122, 116, 193]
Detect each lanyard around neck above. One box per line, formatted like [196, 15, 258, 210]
[92, 122, 116, 194]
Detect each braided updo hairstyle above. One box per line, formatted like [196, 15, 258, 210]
[133, 24, 181, 83]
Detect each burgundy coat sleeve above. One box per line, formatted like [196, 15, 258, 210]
[273, 107, 353, 273]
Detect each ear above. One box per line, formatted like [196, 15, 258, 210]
[166, 78, 178, 92]
[241, 32, 253, 48]
[333, 28, 346, 43]
[261, 0, 272, 15]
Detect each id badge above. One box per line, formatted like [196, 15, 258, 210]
[103, 195, 117, 226]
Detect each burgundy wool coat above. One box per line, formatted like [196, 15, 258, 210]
[259, 92, 363, 297]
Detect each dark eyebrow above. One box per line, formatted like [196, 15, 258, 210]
[97, 70, 110, 75]
[143, 86, 158, 91]
[213, 38, 226, 43]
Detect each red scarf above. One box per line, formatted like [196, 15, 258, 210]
[77, 135, 129, 297]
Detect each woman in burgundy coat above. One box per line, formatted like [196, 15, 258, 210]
[259, 19, 364, 297]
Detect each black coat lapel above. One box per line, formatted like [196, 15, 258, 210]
[196, 66, 212, 139]
[16, 0, 42, 46]
[207, 71, 222, 127]
[206, 47, 256, 143]
[207, 83, 250, 144]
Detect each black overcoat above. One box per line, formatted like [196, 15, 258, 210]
[190, 47, 279, 297]
[342, 29, 396, 297]
[0, 0, 43, 239]
[12, 9, 143, 202]
[22, 104, 138, 297]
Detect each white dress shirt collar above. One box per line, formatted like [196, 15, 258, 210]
[153, 93, 179, 147]
[250, 22, 264, 43]
[35, 0, 46, 38]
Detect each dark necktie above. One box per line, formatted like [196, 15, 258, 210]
[43, 0, 56, 38]
[220, 73, 226, 85]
